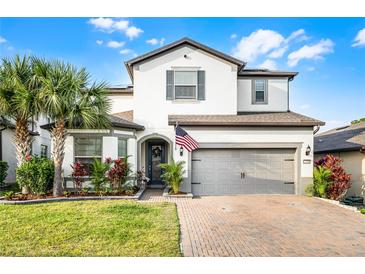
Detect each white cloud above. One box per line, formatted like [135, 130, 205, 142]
[125, 26, 143, 40]
[233, 29, 284, 62]
[258, 59, 277, 70]
[119, 49, 133, 55]
[285, 29, 308, 43]
[88, 17, 143, 40]
[300, 104, 311, 110]
[232, 28, 309, 63]
[287, 39, 334, 67]
[230, 33, 237, 39]
[0, 36, 6, 44]
[107, 41, 125, 48]
[88, 17, 114, 31]
[96, 40, 103, 45]
[307, 66, 315, 71]
[146, 38, 165, 46]
[268, 45, 288, 58]
[352, 28, 365, 47]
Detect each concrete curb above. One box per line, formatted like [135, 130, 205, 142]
[315, 197, 362, 213]
[0, 187, 145, 205]
[163, 187, 193, 198]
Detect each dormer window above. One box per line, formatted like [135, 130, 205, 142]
[166, 70, 205, 101]
[252, 79, 268, 104]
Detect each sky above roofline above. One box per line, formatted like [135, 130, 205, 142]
[0, 17, 364, 132]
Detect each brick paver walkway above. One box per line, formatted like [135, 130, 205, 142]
[140, 189, 365, 256]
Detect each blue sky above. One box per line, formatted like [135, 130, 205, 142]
[0, 17, 364, 131]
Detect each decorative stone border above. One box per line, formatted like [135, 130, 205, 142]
[0, 187, 145, 205]
[315, 197, 363, 214]
[163, 187, 193, 198]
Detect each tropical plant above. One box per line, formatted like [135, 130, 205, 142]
[90, 158, 110, 192]
[134, 167, 149, 188]
[16, 155, 54, 195]
[315, 154, 351, 200]
[159, 160, 185, 194]
[313, 166, 331, 198]
[70, 161, 89, 193]
[304, 183, 314, 197]
[107, 157, 132, 190]
[0, 161, 9, 188]
[0, 55, 40, 167]
[33, 58, 111, 196]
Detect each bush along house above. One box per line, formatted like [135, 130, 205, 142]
[43, 37, 325, 195]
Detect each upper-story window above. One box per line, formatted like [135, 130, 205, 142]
[166, 70, 205, 101]
[252, 79, 268, 104]
[174, 71, 197, 99]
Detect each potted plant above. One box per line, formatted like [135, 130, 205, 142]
[159, 160, 185, 194]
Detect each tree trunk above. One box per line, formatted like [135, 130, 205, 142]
[14, 119, 32, 194]
[52, 120, 67, 197]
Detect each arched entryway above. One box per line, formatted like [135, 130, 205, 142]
[137, 134, 173, 188]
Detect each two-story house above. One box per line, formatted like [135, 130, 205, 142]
[59, 37, 325, 196]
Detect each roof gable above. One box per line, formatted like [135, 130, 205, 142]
[125, 37, 245, 81]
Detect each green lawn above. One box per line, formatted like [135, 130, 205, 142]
[0, 200, 181, 256]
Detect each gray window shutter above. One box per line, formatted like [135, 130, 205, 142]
[264, 79, 268, 104]
[166, 70, 174, 100]
[251, 79, 255, 104]
[197, 70, 205, 100]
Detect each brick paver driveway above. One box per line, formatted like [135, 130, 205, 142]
[141, 190, 365, 256]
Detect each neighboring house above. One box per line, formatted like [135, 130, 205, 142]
[314, 122, 365, 197]
[0, 115, 51, 183]
[47, 37, 325, 196]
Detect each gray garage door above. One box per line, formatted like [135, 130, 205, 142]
[191, 148, 295, 195]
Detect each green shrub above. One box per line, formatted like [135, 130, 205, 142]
[160, 160, 185, 194]
[90, 158, 110, 192]
[0, 161, 9, 188]
[360, 209, 365, 214]
[304, 183, 314, 197]
[313, 166, 331, 198]
[16, 156, 54, 194]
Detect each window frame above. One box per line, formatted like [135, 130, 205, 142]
[40, 144, 48, 158]
[252, 79, 268, 105]
[118, 137, 128, 158]
[174, 70, 198, 100]
[74, 136, 103, 165]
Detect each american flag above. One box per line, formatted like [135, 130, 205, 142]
[175, 125, 199, 152]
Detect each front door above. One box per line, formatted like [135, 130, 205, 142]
[147, 142, 166, 186]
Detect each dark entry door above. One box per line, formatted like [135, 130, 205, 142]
[147, 142, 166, 186]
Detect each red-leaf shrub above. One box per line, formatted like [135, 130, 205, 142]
[107, 157, 131, 190]
[315, 155, 351, 200]
[71, 161, 89, 192]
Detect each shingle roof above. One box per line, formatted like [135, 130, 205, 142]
[107, 114, 144, 130]
[314, 122, 365, 153]
[168, 111, 325, 127]
[40, 114, 144, 131]
[238, 69, 298, 80]
[125, 37, 246, 81]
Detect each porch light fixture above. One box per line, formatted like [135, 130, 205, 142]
[305, 145, 311, 156]
[179, 146, 184, 156]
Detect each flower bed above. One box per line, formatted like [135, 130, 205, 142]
[163, 186, 193, 198]
[0, 186, 145, 205]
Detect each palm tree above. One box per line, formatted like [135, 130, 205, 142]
[160, 160, 185, 194]
[0, 55, 39, 178]
[34, 59, 111, 196]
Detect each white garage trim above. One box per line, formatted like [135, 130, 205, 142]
[188, 142, 302, 195]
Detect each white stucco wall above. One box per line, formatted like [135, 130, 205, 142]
[132, 45, 238, 130]
[1, 129, 17, 182]
[237, 78, 289, 112]
[109, 95, 134, 114]
[62, 130, 138, 180]
[136, 126, 314, 194]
